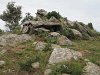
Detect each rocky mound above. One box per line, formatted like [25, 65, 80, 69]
[22, 9, 98, 40]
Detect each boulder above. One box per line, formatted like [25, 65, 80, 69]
[49, 16, 58, 22]
[36, 9, 48, 16]
[58, 35, 72, 45]
[83, 61, 100, 75]
[34, 41, 47, 51]
[73, 21, 87, 33]
[72, 21, 92, 39]
[71, 29, 82, 38]
[49, 48, 82, 64]
[0, 34, 32, 46]
[31, 62, 40, 69]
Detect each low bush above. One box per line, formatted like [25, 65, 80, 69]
[18, 56, 40, 72]
[62, 28, 75, 39]
[44, 36, 58, 44]
[12, 25, 21, 34]
[50, 60, 85, 75]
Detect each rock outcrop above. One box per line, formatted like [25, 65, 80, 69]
[83, 61, 100, 75]
[0, 34, 32, 46]
[33, 41, 47, 51]
[57, 35, 72, 45]
[49, 47, 82, 64]
[71, 29, 82, 38]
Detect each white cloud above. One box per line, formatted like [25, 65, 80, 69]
[0, 0, 100, 31]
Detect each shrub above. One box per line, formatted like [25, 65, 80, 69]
[62, 28, 75, 39]
[18, 56, 40, 72]
[36, 30, 58, 44]
[36, 30, 48, 38]
[12, 25, 21, 34]
[44, 36, 58, 44]
[50, 60, 85, 75]
[43, 43, 52, 51]
[46, 11, 61, 19]
[88, 23, 94, 29]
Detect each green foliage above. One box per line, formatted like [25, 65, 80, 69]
[50, 60, 85, 75]
[0, 29, 4, 35]
[85, 25, 100, 37]
[12, 25, 21, 34]
[44, 36, 58, 44]
[46, 11, 61, 19]
[62, 28, 75, 39]
[0, 2, 22, 31]
[88, 23, 93, 29]
[43, 43, 52, 51]
[21, 13, 34, 23]
[18, 56, 40, 72]
[36, 30, 57, 44]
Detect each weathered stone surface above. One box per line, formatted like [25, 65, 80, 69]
[44, 69, 52, 75]
[0, 34, 32, 46]
[49, 48, 82, 64]
[34, 41, 47, 51]
[83, 61, 100, 75]
[71, 29, 82, 38]
[22, 21, 61, 34]
[58, 35, 72, 45]
[49, 32, 60, 38]
[51, 44, 61, 49]
[22, 26, 29, 33]
[32, 62, 40, 69]
[34, 28, 50, 32]
[0, 60, 5, 66]
[49, 16, 58, 22]
[36, 9, 48, 16]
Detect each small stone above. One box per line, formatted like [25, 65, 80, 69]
[0, 60, 5, 66]
[84, 59, 90, 62]
[49, 32, 60, 38]
[44, 69, 52, 75]
[32, 62, 40, 69]
[35, 41, 47, 51]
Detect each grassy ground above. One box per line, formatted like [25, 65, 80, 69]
[0, 36, 100, 75]
[67, 37, 100, 66]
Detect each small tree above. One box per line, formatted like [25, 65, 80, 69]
[21, 13, 34, 23]
[0, 2, 22, 31]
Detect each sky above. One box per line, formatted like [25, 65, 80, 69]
[0, 0, 100, 31]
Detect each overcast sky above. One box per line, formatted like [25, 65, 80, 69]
[0, 0, 100, 31]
